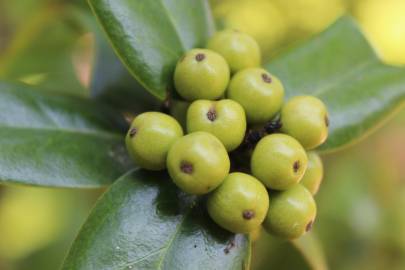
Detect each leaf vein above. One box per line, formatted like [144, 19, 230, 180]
[156, 206, 193, 269]
[158, 0, 187, 52]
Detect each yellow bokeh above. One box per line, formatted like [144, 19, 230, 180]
[212, 0, 288, 59]
[0, 186, 68, 259]
[272, 0, 345, 34]
[354, 0, 405, 65]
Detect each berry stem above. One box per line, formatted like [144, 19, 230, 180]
[239, 117, 282, 150]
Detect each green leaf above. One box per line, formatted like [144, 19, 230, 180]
[88, 0, 215, 100]
[90, 29, 161, 113]
[252, 230, 312, 270]
[266, 17, 405, 152]
[0, 81, 133, 188]
[0, 3, 89, 96]
[291, 233, 328, 270]
[63, 169, 251, 270]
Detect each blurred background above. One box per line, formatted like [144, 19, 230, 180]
[0, 0, 404, 269]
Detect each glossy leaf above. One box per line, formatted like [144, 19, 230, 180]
[90, 28, 161, 113]
[0, 81, 132, 188]
[266, 17, 405, 152]
[88, 0, 215, 100]
[63, 169, 251, 270]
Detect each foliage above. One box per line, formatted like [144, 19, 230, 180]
[0, 0, 404, 269]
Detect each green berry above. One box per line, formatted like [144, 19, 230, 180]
[207, 172, 269, 233]
[251, 134, 308, 190]
[170, 99, 190, 131]
[166, 131, 230, 194]
[207, 29, 261, 74]
[263, 184, 317, 239]
[174, 49, 230, 101]
[125, 112, 183, 170]
[227, 68, 284, 124]
[280, 96, 329, 149]
[300, 152, 323, 195]
[187, 99, 246, 151]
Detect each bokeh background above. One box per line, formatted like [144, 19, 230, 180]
[0, 0, 404, 269]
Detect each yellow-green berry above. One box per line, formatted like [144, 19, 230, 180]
[227, 68, 284, 124]
[263, 184, 317, 239]
[125, 112, 183, 170]
[207, 29, 261, 73]
[187, 99, 246, 151]
[207, 172, 269, 233]
[280, 96, 329, 149]
[300, 151, 323, 195]
[166, 132, 230, 195]
[251, 134, 308, 190]
[174, 49, 230, 101]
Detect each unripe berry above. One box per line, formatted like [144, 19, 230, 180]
[174, 49, 230, 101]
[300, 152, 324, 195]
[280, 96, 329, 149]
[207, 29, 261, 73]
[207, 172, 269, 233]
[125, 112, 183, 170]
[263, 184, 317, 239]
[251, 134, 307, 190]
[170, 99, 190, 131]
[187, 99, 246, 151]
[166, 132, 230, 194]
[227, 68, 284, 124]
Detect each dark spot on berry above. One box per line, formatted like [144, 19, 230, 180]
[180, 161, 193, 174]
[261, 73, 272, 83]
[306, 220, 314, 232]
[325, 115, 329, 127]
[242, 210, 255, 220]
[129, 128, 137, 138]
[194, 244, 197, 248]
[195, 53, 205, 62]
[293, 161, 300, 173]
[207, 107, 217, 121]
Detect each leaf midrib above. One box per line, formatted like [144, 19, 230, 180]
[126, 203, 195, 269]
[158, 0, 187, 53]
[156, 207, 192, 269]
[88, 0, 192, 101]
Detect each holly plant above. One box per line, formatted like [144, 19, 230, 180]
[0, 1, 404, 270]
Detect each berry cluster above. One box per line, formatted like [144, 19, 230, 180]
[125, 29, 328, 239]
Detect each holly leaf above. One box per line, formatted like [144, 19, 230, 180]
[62, 169, 251, 270]
[88, 0, 215, 100]
[90, 29, 161, 113]
[266, 17, 405, 152]
[0, 81, 132, 188]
